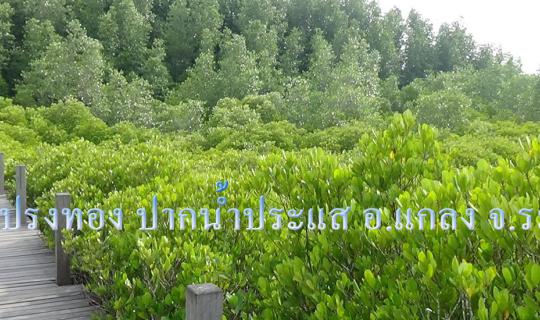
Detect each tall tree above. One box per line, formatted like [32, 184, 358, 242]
[6, 19, 61, 88]
[99, 0, 151, 75]
[435, 22, 475, 72]
[287, 0, 347, 42]
[236, 0, 286, 35]
[133, 0, 156, 21]
[170, 48, 218, 105]
[0, 3, 14, 94]
[376, 8, 404, 79]
[147, 0, 175, 39]
[71, 0, 106, 38]
[287, 30, 336, 129]
[279, 27, 306, 77]
[217, 0, 242, 33]
[334, 36, 380, 98]
[307, 30, 335, 92]
[401, 10, 435, 86]
[164, 0, 222, 81]
[0, 3, 13, 66]
[242, 20, 281, 92]
[21, 0, 69, 32]
[310, 34, 381, 127]
[329, 36, 381, 121]
[531, 76, 540, 120]
[216, 32, 260, 101]
[97, 70, 156, 126]
[15, 20, 105, 106]
[472, 45, 496, 70]
[142, 39, 172, 99]
[342, 0, 372, 35]
[19, 19, 61, 65]
[171, 31, 260, 106]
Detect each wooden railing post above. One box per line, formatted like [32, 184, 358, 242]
[15, 165, 26, 213]
[0, 153, 4, 194]
[186, 284, 223, 320]
[55, 193, 72, 286]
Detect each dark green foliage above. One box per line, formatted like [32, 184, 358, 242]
[0, 3, 14, 94]
[20, 0, 70, 33]
[15, 21, 105, 107]
[436, 22, 475, 72]
[170, 31, 260, 107]
[0, 3, 13, 67]
[164, 0, 222, 81]
[152, 100, 206, 132]
[5, 19, 61, 91]
[99, 0, 152, 74]
[141, 39, 172, 99]
[279, 27, 306, 76]
[71, 0, 106, 38]
[400, 10, 436, 86]
[0, 0, 535, 130]
[413, 89, 472, 132]
[96, 70, 155, 126]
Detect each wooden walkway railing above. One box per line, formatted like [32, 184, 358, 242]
[0, 153, 224, 319]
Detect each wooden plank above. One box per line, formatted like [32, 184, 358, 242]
[5, 305, 96, 320]
[0, 248, 52, 258]
[0, 298, 91, 318]
[0, 286, 85, 305]
[0, 283, 57, 295]
[0, 232, 43, 239]
[0, 279, 56, 290]
[0, 255, 55, 268]
[0, 262, 55, 274]
[0, 238, 50, 248]
[0, 273, 56, 285]
[0, 295, 86, 311]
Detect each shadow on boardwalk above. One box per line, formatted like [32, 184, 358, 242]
[0, 194, 97, 319]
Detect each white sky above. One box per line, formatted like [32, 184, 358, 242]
[376, 0, 540, 74]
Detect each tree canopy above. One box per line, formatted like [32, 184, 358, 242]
[0, 0, 537, 131]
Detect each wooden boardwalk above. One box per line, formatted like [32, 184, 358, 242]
[0, 194, 97, 319]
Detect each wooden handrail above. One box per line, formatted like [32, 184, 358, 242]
[15, 165, 26, 214]
[55, 192, 72, 286]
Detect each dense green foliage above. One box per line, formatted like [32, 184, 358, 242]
[0, 0, 540, 319]
[0, 0, 538, 130]
[1, 99, 540, 319]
